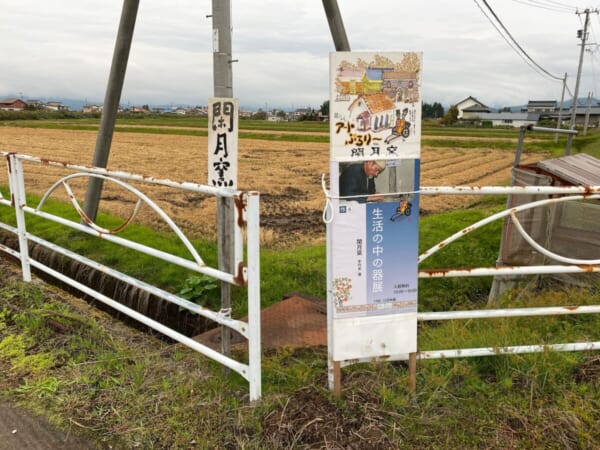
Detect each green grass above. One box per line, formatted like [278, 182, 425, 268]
[1, 275, 598, 448]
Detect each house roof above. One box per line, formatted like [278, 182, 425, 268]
[463, 104, 490, 112]
[556, 106, 600, 115]
[534, 153, 600, 186]
[478, 112, 539, 121]
[349, 93, 395, 114]
[0, 98, 22, 104]
[456, 96, 488, 108]
[527, 100, 556, 107]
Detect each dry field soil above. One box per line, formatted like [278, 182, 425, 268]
[0, 127, 546, 247]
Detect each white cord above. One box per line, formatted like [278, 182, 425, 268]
[320, 173, 421, 224]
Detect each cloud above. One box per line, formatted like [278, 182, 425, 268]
[0, 0, 594, 109]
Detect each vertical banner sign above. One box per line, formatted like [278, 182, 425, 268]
[328, 52, 422, 362]
[208, 97, 238, 188]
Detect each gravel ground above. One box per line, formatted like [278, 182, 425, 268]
[0, 257, 96, 449]
[0, 402, 95, 450]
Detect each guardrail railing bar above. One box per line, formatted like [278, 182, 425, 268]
[419, 265, 600, 278]
[3, 152, 238, 198]
[418, 341, 600, 360]
[26, 257, 252, 380]
[2, 152, 262, 399]
[420, 185, 600, 195]
[24, 232, 249, 336]
[8, 155, 31, 281]
[419, 193, 600, 263]
[510, 210, 600, 264]
[0, 241, 21, 260]
[419, 305, 600, 321]
[338, 341, 600, 368]
[246, 192, 261, 402]
[37, 172, 206, 267]
[22, 206, 236, 284]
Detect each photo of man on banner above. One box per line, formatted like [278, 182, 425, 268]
[339, 159, 387, 203]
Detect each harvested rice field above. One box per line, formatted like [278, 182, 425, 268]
[0, 126, 546, 247]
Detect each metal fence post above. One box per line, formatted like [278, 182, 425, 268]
[8, 154, 31, 282]
[246, 192, 261, 402]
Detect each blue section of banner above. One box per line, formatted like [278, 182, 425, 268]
[365, 162, 420, 313]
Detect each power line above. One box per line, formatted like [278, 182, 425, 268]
[475, 0, 564, 81]
[541, 0, 578, 10]
[473, 0, 545, 78]
[565, 81, 574, 98]
[510, 0, 576, 14]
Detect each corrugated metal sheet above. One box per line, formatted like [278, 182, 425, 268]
[536, 153, 600, 186]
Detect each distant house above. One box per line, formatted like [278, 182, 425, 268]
[290, 107, 313, 121]
[348, 92, 395, 132]
[455, 96, 490, 119]
[476, 112, 540, 128]
[267, 114, 285, 122]
[25, 99, 42, 109]
[187, 106, 209, 116]
[552, 105, 600, 128]
[130, 106, 149, 114]
[526, 100, 557, 113]
[0, 98, 27, 111]
[239, 109, 253, 119]
[82, 104, 102, 114]
[44, 101, 68, 111]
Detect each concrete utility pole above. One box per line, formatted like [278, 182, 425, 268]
[583, 91, 593, 135]
[212, 0, 233, 97]
[322, 0, 351, 51]
[554, 73, 567, 144]
[565, 9, 594, 155]
[211, 0, 235, 361]
[83, 0, 139, 222]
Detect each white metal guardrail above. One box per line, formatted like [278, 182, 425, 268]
[417, 185, 600, 361]
[333, 184, 600, 370]
[0, 152, 262, 401]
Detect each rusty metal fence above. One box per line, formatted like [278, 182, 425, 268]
[330, 184, 600, 375]
[0, 152, 262, 401]
[416, 184, 600, 361]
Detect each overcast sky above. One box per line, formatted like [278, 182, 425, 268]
[1, 1, 599, 110]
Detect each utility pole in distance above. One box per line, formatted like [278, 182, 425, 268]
[555, 73, 567, 144]
[565, 9, 598, 154]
